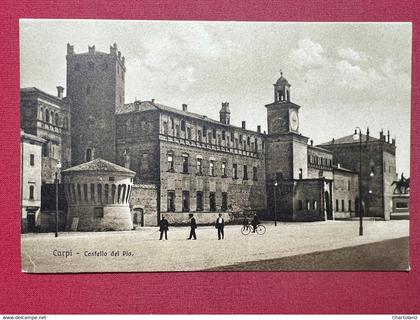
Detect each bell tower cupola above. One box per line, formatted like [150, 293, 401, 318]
[274, 70, 291, 102]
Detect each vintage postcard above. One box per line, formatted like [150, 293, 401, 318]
[20, 20, 411, 272]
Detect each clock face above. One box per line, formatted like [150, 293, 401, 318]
[290, 110, 299, 131]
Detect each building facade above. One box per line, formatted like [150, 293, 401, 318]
[21, 43, 399, 230]
[21, 131, 45, 232]
[20, 87, 71, 183]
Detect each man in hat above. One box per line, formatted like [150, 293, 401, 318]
[215, 213, 225, 240]
[187, 213, 197, 240]
[159, 215, 169, 240]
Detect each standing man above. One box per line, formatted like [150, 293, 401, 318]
[187, 214, 197, 240]
[159, 215, 169, 240]
[215, 213, 225, 240]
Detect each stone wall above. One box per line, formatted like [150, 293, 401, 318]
[130, 184, 159, 227]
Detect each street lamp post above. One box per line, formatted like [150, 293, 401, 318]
[55, 162, 62, 238]
[273, 180, 278, 226]
[353, 128, 363, 236]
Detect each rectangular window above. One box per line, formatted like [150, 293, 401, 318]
[230, 132, 234, 142]
[198, 130, 202, 142]
[209, 160, 215, 176]
[29, 185, 34, 200]
[167, 154, 174, 171]
[243, 165, 248, 180]
[253, 167, 258, 181]
[196, 191, 203, 211]
[182, 155, 189, 174]
[187, 127, 192, 139]
[348, 200, 352, 212]
[163, 121, 168, 135]
[233, 163, 238, 179]
[221, 162, 227, 177]
[348, 180, 351, 191]
[167, 191, 175, 212]
[181, 120, 186, 131]
[396, 202, 409, 209]
[29, 154, 35, 166]
[299, 168, 303, 179]
[298, 200, 303, 210]
[209, 192, 216, 212]
[336, 199, 339, 211]
[222, 131, 226, 140]
[196, 158, 203, 175]
[312, 200, 317, 210]
[306, 200, 310, 210]
[221, 192, 228, 211]
[342, 199, 345, 212]
[176, 125, 180, 137]
[182, 191, 190, 212]
[212, 129, 216, 139]
[94, 207, 104, 218]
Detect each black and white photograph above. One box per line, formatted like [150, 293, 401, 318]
[20, 20, 411, 272]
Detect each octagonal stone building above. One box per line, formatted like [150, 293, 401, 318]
[62, 158, 135, 231]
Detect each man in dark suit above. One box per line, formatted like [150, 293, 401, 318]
[215, 213, 225, 240]
[159, 216, 169, 240]
[187, 214, 197, 240]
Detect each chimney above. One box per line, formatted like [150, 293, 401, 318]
[310, 140, 313, 146]
[387, 130, 390, 143]
[182, 104, 188, 112]
[242, 121, 246, 129]
[366, 127, 370, 141]
[332, 138, 335, 144]
[392, 137, 396, 145]
[257, 125, 261, 133]
[67, 43, 74, 55]
[110, 43, 118, 55]
[56, 86, 64, 99]
[134, 100, 141, 111]
[88, 45, 95, 54]
[380, 129, 384, 141]
[151, 98, 155, 103]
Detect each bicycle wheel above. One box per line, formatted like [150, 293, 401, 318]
[241, 225, 251, 235]
[256, 224, 266, 235]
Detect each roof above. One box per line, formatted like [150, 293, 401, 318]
[62, 158, 135, 175]
[275, 75, 290, 86]
[20, 87, 65, 104]
[21, 130, 46, 144]
[320, 134, 379, 146]
[308, 145, 333, 154]
[332, 165, 356, 173]
[117, 100, 264, 135]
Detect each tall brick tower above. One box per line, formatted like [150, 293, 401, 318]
[66, 43, 125, 165]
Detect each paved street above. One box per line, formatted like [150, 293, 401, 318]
[21, 220, 409, 273]
[208, 237, 409, 271]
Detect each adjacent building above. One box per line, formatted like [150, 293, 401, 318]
[21, 130, 45, 232]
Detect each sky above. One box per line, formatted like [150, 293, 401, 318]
[20, 20, 412, 176]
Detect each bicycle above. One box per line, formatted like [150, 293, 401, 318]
[241, 223, 266, 235]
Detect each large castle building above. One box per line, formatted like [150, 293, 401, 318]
[20, 43, 397, 231]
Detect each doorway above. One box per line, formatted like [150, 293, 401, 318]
[325, 191, 333, 220]
[133, 208, 144, 227]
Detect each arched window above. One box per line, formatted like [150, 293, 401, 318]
[45, 109, 50, 123]
[50, 111, 54, 125]
[55, 113, 59, 126]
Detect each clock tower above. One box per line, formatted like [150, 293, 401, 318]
[265, 71, 308, 181]
[266, 71, 300, 135]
